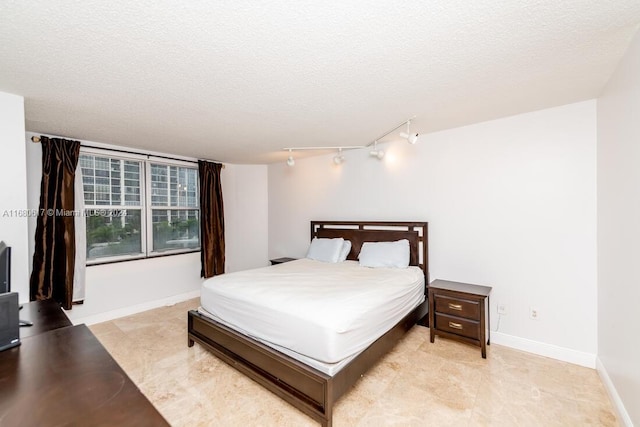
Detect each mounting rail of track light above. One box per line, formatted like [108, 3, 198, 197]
[282, 116, 418, 166]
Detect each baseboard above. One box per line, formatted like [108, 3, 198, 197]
[68, 289, 201, 326]
[491, 331, 596, 368]
[596, 357, 633, 427]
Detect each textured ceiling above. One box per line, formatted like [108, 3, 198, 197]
[1, 1, 639, 164]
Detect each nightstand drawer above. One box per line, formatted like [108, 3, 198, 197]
[434, 313, 479, 340]
[434, 294, 479, 319]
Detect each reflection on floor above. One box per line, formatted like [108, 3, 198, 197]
[90, 299, 617, 426]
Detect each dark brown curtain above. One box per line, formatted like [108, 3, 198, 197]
[30, 137, 81, 310]
[198, 160, 225, 278]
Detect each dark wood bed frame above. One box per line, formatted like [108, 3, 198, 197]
[187, 221, 429, 427]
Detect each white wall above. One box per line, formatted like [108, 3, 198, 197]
[0, 92, 29, 302]
[597, 29, 640, 427]
[25, 133, 269, 324]
[223, 164, 269, 273]
[269, 100, 597, 364]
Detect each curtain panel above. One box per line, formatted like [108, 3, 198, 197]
[73, 164, 86, 303]
[198, 160, 225, 278]
[30, 137, 81, 310]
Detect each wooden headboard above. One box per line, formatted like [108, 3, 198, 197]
[311, 221, 429, 283]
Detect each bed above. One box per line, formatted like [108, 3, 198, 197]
[187, 221, 429, 427]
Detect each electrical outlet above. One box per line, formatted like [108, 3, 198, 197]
[530, 307, 539, 320]
[497, 303, 507, 315]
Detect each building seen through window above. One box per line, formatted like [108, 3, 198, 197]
[79, 153, 200, 263]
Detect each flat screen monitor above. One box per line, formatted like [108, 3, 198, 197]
[0, 241, 11, 294]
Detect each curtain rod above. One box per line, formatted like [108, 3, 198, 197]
[30, 135, 225, 168]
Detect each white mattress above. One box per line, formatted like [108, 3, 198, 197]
[197, 306, 357, 376]
[199, 258, 425, 369]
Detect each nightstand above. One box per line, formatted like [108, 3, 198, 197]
[270, 257, 298, 265]
[428, 279, 492, 358]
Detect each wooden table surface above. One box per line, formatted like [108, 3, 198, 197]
[0, 324, 169, 426]
[18, 299, 73, 339]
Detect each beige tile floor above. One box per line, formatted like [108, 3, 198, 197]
[90, 299, 618, 426]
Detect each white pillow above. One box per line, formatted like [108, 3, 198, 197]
[337, 240, 352, 262]
[358, 239, 410, 268]
[306, 237, 345, 263]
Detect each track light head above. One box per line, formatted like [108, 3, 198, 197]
[400, 120, 419, 144]
[369, 149, 385, 160]
[400, 132, 419, 144]
[285, 149, 295, 167]
[369, 141, 384, 160]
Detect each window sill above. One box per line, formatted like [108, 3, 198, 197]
[86, 249, 200, 267]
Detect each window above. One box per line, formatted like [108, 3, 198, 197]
[80, 150, 199, 263]
[149, 162, 200, 252]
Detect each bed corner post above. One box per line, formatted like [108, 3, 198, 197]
[423, 222, 429, 285]
[323, 380, 333, 427]
[311, 221, 320, 241]
[187, 311, 195, 347]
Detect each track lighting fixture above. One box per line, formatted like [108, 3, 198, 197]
[399, 120, 419, 144]
[369, 141, 385, 160]
[282, 116, 418, 165]
[283, 145, 361, 166]
[286, 149, 295, 167]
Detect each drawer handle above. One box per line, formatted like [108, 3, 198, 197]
[449, 322, 463, 330]
[448, 303, 463, 311]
